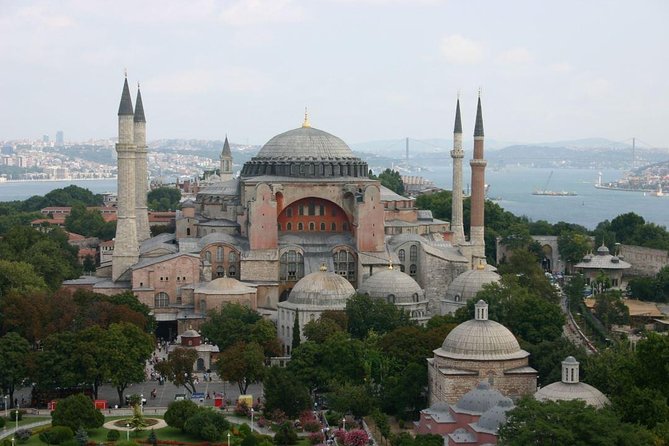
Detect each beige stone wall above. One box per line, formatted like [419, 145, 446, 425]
[132, 255, 202, 308]
[421, 252, 468, 315]
[620, 244, 669, 276]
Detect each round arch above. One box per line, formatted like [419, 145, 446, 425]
[278, 197, 351, 233]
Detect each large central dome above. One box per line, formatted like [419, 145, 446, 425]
[257, 127, 356, 160]
[241, 125, 368, 178]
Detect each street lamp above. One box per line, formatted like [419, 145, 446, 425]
[250, 408, 254, 432]
[3, 395, 7, 420]
[140, 394, 144, 414]
[227, 432, 231, 446]
[342, 418, 346, 431]
[126, 423, 130, 441]
[15, 401, 19, 432]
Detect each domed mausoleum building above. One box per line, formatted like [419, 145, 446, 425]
[535, 356, 610, 408]
[358, 265, 429, 324]
[276, 266, 355, 354]
[574, 244, 631, 291]
[428, 300, 537, 405]
[441, 262, 501, 315]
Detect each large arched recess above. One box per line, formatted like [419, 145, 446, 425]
[277, 197, 351, 233]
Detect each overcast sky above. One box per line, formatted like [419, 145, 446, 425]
[1, 0, 667, 147]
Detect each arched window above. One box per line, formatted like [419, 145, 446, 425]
[333, 250, 356, 282]
[399, 264, 405, 272]
[298, 222, 304, 231]
[309, 222, 315, 231]
[331, 222, 337, 231]
[200, 298, 207, 315]
[216, 266, 225, 277]
[410, 245, 418, 262]
[205, 251, 211, 263]
[320, 222, 326, 231]
[387, 294, 395, 304]
[217, 246, 223, 262]
[287, 222, 292, 231]
[398, 249, 406, 262]
[409, 264, 417, 277]
[454, 294, 461, 302]
[229, 251, 238, 263]
[228, 265, 237, 277]
[186, 228, 191, 236]
[299, 205, 304, 216]
[413, 293, 419, 303]
[308, 202, 316, 216]
[154, 292, 169, 308]
[280, 250, 305, 281]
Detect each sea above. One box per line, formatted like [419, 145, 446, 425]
[0, 167, 667, 230]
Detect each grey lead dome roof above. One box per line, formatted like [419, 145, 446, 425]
[455, 382, 505, 414]
[256, 127, 356, 160]
[445, 267, 500, 303]
[241, 126, 369, 178]
[287, 270, 356, 307]
[358, 267, 423, 302]
[535, 382, 610, 408]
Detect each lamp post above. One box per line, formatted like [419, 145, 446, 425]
[3, 395, 7, 420]
[227, 432, 231, 446]
[251, 407, 254, 432]
[126, 423, 130, 441]
[342, 418, 346, 431]
[140, 394, 144, 413]
[15, 401, 19, 432]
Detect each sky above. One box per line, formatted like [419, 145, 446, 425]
[1, 0, 668, 147]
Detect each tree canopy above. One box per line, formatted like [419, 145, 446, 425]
[148, 187, 181, 211]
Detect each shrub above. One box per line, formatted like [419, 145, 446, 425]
[15, 428, 32, 443]
[344, 430, 368, 446]
[74, 427, 88, 446]
[324, 411, 343, 428]
[183, 409, 230, 441]
[238, 423, 252, 437]
[164, 400, 200, 431]
[273, 422, 297, 446]
[39, 426, 75, 445]
[241, 433, 258, 446]
[148, 430, 157, 446]
[308, 432, 324, 444]
[10, 409, 23, 421]
[268, 409, 286, 424]
[107, 430, 120, 441]
[51, 394, 104, 431]
[235, 400, 251, 417]
[0, 417, 4, 429]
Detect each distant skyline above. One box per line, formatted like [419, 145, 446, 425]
[1, 0, 668, 148]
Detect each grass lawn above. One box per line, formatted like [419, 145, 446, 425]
[1, 416, 51, 428]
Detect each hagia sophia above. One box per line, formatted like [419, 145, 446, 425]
[66, 76, 502, 352]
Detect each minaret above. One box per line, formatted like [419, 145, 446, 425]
[219, 135, 233, 181]
[112, 76, 140, 281]
[469, 92, 487, 260]
[134, 84, 151, 243]
[450, 96, 465, 245]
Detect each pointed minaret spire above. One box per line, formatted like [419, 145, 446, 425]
[118, 76, 134, 116]
[454, 96, 462, 134]
[134, 83, 146, 123]
[474, 90, 484, 137]
[222, 135, 232, 157]
[450, 94, 465, 245]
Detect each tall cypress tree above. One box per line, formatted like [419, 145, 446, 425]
[292, 310, 301, 350]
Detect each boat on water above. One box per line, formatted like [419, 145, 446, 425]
[532, 190, 578, 196]
[532, 171, 578, 196]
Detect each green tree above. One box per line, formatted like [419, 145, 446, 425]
[64, 203, 106, 238]
[291, 311, 301, 350]
[346, 294, 413, 339]
[524, 337, 587, 387]
[610, 212, 646, 243]
[104, 322, 155, 406]
[183, 409, 230, 441]
[200, 303, 279, 355]
[593, 290, 629, 328]
[155, 347, 199, 394]
[164, 400, 200, 431]
[217, 341, 265, 394]
[499, 397, 655, 445]
[377, 169, 405, 195]
[303, 318, 343, 343]
[0, 260, 48, 297]
[0, 332, 31, 408]
[263, 367, 311, 418]
[327, 381, 373, 417]
[51, 393, 104, 431]
[274, 422, 298, 446]
[380, 362, 427, 419]
[636, 333, 669, 399]
[147, 187, 181, 211]
[558, 230, 592, 270]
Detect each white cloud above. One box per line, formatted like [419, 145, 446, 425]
[220, 0, 305, 26]
[497, 47, 532, 65]
[440, 35, 484, 65]
[548, 62, 573, 73]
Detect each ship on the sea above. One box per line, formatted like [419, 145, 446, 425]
[532, 171, 578, 196]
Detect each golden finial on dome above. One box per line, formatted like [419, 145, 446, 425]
[302, 107, 311, 128]
[476, 259, 485, 270]
[319, 263, 327, 272]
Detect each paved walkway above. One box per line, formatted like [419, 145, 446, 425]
[102, 418, 168, 431]
[0, 420, 52, 440]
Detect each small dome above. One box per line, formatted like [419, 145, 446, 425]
[438, 301, 526, 360]
[427, 401, 451, 413]
[596, 244, 610, 255]
[288, 270, 356, 307]
[358, 267, 423, 303]
[181, 329, 200, 338]
[476, 398, 514, 433]
[535, 382, 610, 408]
[181, 199, 196, 208]
[455, 382, 505, 414]
[445, 268, 500, 303]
